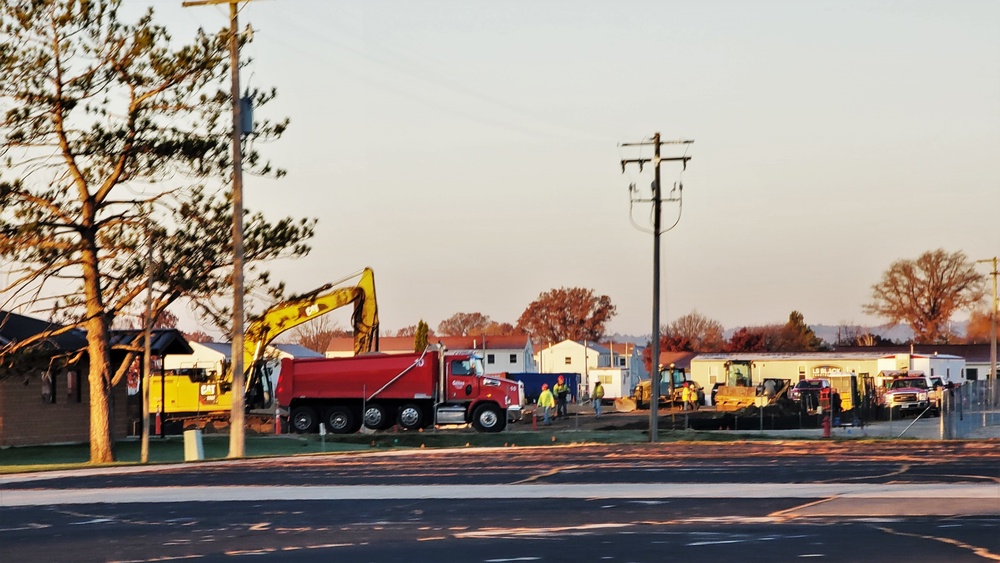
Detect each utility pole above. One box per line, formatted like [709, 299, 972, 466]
[141, 228, 154, 464]
[620, 132, 693, 442]
[183, 0, 248, 457]
[977, 257, 998, 402]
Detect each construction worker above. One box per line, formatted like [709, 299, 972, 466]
[681, 381, 693, 411]
[593, 381, 605, 418]
[553, 375, 570, 419]
[537, 383, 556, 425]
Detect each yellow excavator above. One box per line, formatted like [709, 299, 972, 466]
[150, 267, 379, 418]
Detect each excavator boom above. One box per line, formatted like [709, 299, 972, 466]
[150, 268, 379, 418]
[243, 267, 379, 408]
[244, 267, 379, 366]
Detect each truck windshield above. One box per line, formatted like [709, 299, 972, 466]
[471, 357, 485, 376]
[890, 379, 928, 390]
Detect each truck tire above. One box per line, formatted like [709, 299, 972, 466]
[398, 403, 425, 431]
[472, 404, 505, 433]
[324, 405, 359, 434]
[290, 406, 319, 434]
[363, 403, 393, 430]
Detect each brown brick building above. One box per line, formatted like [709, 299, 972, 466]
[0, 311, 190, 447]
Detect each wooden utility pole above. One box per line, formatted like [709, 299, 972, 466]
[620, 133, 692, 442]
[183, 0, 248, 457]
[977, 258, 998, 398]
[141, 228, 154, 464]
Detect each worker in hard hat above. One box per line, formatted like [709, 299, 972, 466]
[537, 383, 556, 425]
[681, 381, 694, 411]
[553, 375, 570, 419]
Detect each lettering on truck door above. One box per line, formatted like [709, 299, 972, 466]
[448, 358, 478, 400]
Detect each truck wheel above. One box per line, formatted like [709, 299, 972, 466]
[472, 404, 505, 433]
[398, 403, 425, 431]
[290, 406, 318, 434]
[363, 403, 393, 430]
[323, 406, 359, 434]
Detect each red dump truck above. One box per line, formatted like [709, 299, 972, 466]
[276, 347, 524, 434]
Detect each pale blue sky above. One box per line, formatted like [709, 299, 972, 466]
[130, 0, 1000, 337]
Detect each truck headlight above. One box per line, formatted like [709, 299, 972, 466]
[918, 392, 928, 401]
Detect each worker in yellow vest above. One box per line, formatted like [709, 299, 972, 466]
[553, 375, 570, 419]
[681, 381, 693, 411]
[537, 383, 556, 425]
[593, 381, 605, 418]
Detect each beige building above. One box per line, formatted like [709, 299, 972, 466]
[690, 352, 967, 393]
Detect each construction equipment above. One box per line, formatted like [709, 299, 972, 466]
[150, 267, 379, 418]
[712, 360, 791, 412]
[632, 364, 703, 409]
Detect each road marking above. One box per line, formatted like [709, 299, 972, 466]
[875, 526, 1000, 561]
[1, 482, 997, 513]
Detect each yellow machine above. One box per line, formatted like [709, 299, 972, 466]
[150, 267, 379, 418]
[712, 359, 790, 412]
[632, 365, 703, 409]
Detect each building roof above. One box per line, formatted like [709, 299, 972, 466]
[659, 351, 699, 370]
[602, 341, 638, 356]
[832, 344, 995, 363]
[692, 352, 964, 362]
[108, 329, 194, 357]
[326, 336, 354, 353]
[534, 339, 609, 354]
[0, 310, 88, 352]
[197, 341, 235, 356]
[272, 343, 324, 358]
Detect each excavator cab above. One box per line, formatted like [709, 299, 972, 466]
[245, 360, 274, 410]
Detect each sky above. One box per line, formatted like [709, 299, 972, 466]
[124, 0, 1000, 338]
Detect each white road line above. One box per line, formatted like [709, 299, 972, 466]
[1, 482, 998, 508]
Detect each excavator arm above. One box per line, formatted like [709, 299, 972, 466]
[243, 267, 379, 408]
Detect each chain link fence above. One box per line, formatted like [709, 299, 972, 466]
[937, 380, 1000, 439]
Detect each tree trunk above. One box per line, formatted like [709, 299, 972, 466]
[82, 247, 115, 463]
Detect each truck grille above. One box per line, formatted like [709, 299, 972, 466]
[891, 393, 917, 403]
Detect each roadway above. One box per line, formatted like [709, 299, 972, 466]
[2, 441, 1000, 561]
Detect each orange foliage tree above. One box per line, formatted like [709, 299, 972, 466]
[516, 287, 617, 343]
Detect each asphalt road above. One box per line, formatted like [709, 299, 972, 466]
[2, 442, 999, 562]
